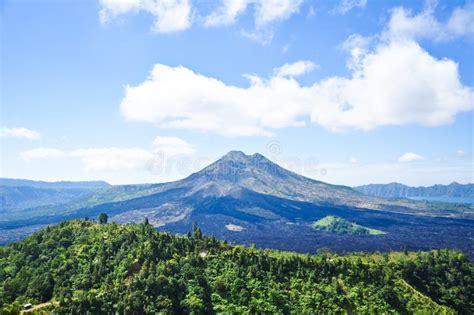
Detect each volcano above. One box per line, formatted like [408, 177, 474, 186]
[2, 151, 473, 257]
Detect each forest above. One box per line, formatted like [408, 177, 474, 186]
[0, 217, 472, 314]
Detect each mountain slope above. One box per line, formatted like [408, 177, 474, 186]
[51, 151, 471, 219]
[8, 151, 470, 223]
[1, 220, 472, 314]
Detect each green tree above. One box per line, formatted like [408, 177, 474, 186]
[98, 213, 108, 224]
[192, 221, 202, 239]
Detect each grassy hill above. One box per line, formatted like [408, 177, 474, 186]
[1, 220, 472, 314]
[312, 216, 385, 235]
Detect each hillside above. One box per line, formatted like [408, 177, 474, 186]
[312, 216, 385, 235]
[355, 182, 474, 199]
[1, 220, 473, 314]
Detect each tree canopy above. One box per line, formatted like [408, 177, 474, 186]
[98, 213, 108, 224]
[0, 220, 472, 314]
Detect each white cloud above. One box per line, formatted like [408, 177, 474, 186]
[385, 2, 474, 42]
[274, 60, 317, 78]
[254, 0, 303, 26]
[204, 0, 249, 27]
[99, 0, 303, 38]
[349, 156, 358, 163]
[204, 0, 303, 44]
[21, 148, 66, 161]
[340, 34, 373, 70]
[19, 135, 195, 172]
[311, 39, 473, 131]
[120, 64, 310, 136]
[71, 148, 153, 172]
[1, 127, 41, 140]
[99, 0, 191, 33]
[398, 152, 424, 163]
[332, 0, 367, 15]
[153, 136, 195, 156]
[110, 2, 473, 136]
[119, 39, 473, 136]
[204, 0, 303, 27]
[448, 3, 474, 38]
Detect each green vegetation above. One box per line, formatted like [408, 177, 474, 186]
[98, 213, 108, 224]
[312, 215, 385, 235]
[1, 220, 472, 314]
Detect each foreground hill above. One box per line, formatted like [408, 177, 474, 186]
[355, 182, 474, 200]
[0, 220, 472, 314]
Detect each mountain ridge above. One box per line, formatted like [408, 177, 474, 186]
[0, 178, 111, 214]
[0, 178, 110, 189]
[355, 182, 474, 199]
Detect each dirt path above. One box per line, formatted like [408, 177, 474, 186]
[21, 301, 58, 313]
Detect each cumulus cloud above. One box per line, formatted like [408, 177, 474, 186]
[385, 2, 474, 42]
[99, 0, 191, 33]
[120, 64, 310, 136]
[21, 148, 66, 161]
[332, 0, 367, 15]
[108, 1, 473, 135]
[1, 127, 41, 140]
[204, 0, 303, 27]
[119, 38, 473, 135]
[311, 39, 473, 131]
[398, 152, 424, 163]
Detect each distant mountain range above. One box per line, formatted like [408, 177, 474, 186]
[0, 178, 110, 189]
[354, 182, 474, 199]
[0, 178, 109, 213]
[1, 152, 473, 258]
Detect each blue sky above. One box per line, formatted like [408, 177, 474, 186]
[1, 0, 473, 186]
